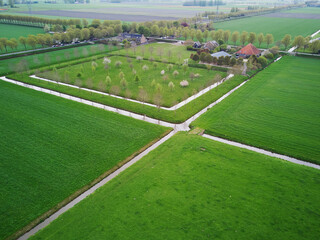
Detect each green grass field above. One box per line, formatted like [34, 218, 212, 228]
[116, 43, 192, 64]
[215, 17, 320, 49]
[30, 133, 320, 240]
[37, 55, 226, 107]
[0, 44, 116, 75]
[0, 80, 168, 240]
[0, 23, 43, 39]
[0, 23, 45, 54]
[193, 56, 320, 164]
[285, 7, 320, 14]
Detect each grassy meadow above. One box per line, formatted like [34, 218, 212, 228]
[0, 23, 46, 54]
[284, 7, 320, 14]
[115, 43, 192, 64]
[215, 16, 320, 48]
[0, 23, 44, 39]
[192, 56, 320, 164]
[30, 133, 320, 240]
[0, 80, 168, 240]
[37, 55, 227, 107]
[0, 44, 117, 75]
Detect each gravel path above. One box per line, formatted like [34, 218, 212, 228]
[203, 134, 320, 170]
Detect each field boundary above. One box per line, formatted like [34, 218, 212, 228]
[202, 134, 320, 170]
[29, 74, 234, 110]
[6, 125, 172, 240]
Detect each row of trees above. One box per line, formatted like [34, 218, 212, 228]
[182, 28, 277, 47]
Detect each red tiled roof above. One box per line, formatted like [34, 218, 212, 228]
[236, 43, 261, 56]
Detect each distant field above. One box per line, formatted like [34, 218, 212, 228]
[0, 23, 43, 38]
[30, 133, 320, 240]
[285, 7, 320, 14]
[215, 16, 320, 48]
[0, 44, 116, 75]
[20, 10, 178, 22]
[0, 23, 44, 54]
[0, 80, 167, 240]
[193, 56, 320, 164]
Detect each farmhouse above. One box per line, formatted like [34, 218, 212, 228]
[211, 51, 232, 59]
[204, 40, 219, 50]
[236, 43, 261, 58]
[118, 33, 148, 45]
[193, 41, 202, 48]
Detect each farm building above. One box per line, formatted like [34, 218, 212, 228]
[236, 43, 261, 58]
[211, 51, 232, 59]
[193, 41, 202, 48]
[204, 41, 219, 50]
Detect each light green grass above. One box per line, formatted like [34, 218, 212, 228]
[38, 55, 226, 107]
[285, 7, 320, 14]
[0, 80, 168, 240]
[30, 133, 320, 240]
[192, 56, 320, 164]
[0, 44, 116, 75]
[0, 23, 45, 54]
[115, 43, 192, 64]
[0, 23, 43, 38]
[215, 16, 320, 48]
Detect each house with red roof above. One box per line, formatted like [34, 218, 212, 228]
[236, 43, 261, 58]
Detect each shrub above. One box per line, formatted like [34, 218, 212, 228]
[269, 46, 279, 55]
[142, 65, 149, 71]
[265, 53, 274, 59]
[168, 81, 175, 91]
[180, 80, 189, 87]
[115, 61, 122, 68]
[106, 76, 111, 86]
[258, 56, 268, 67]
[134, 75, 140, 83]
[151, 79, 156, 88]
[192, 54, 200, 62]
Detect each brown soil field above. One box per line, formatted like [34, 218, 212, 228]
[264, 12, 320, 19]
[20, 10, 179, 22]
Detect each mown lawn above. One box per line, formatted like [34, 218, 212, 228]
[214, 17, 320, 49]
[37, 55, 227, 107]
[0, 80, 168, 240]
[192, 56, 320, 164]
[30, 133, 320, 240]
[115, 42, 192, 64]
